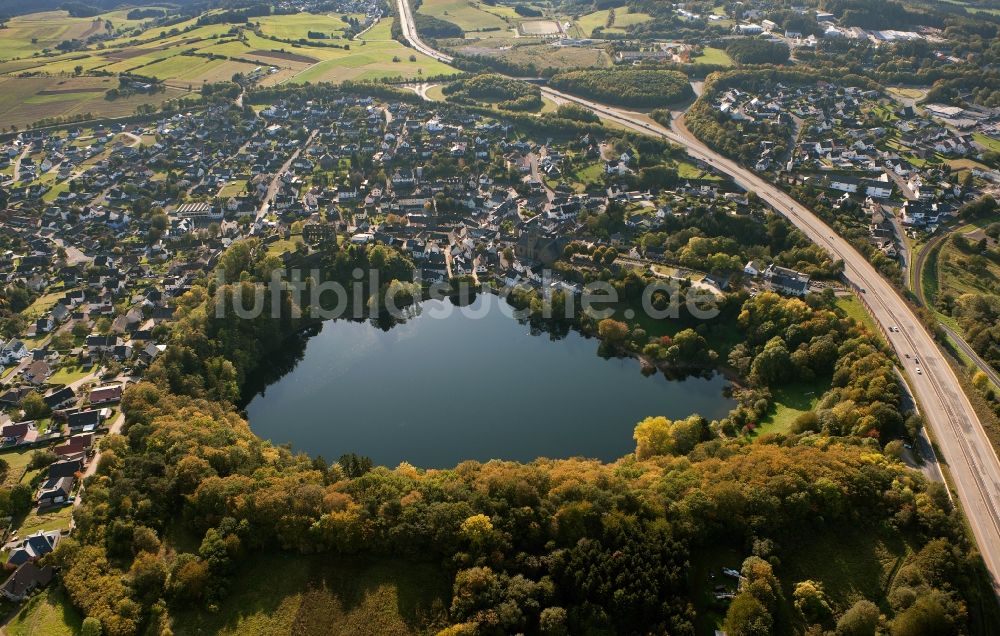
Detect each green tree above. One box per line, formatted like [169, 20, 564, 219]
[724, 593, 772, 636]
[836, 599, 879, 636]
[21, 391, 50, 420]
[81, 616, 103, 636]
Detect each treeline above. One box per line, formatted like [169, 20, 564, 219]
[441, 73, 542, 111]
[926, 71, 1000, 108]
[725, 39, 790, 65]
[126, 8, 165, 20]
[821, 0, 940, 29]
[549, 69, 693, 107]
[196, 3, 270, 26]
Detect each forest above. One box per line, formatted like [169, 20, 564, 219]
[549, 69, 694, 108]
[36, 218, 995, 634]
[442, 74, 543, 112]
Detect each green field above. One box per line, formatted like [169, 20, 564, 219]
[756, 377, 831, 436]
[417, 0, 514, 33]
[836, 294, 880, 335]
[574, 6, 652, 37]
[0, 11, 112, 60]
[974, 133, 1000, 153]
[0, 449, 35, 487]
[171, 553, 449, 635]
[5, 586, 82, 636]
[0, 76, 188, 130]
[287, 21, 454, 84]
[255, 12, 363, 40]
[0, 12, 455, 118]
[693, 46, 733, 67]
[936, 224, 1000, 305]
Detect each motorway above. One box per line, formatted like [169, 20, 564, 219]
[395, 0, 1000, 598]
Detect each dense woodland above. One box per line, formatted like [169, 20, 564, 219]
[442, 74, 543, 112]
[549, 69, 693, 108]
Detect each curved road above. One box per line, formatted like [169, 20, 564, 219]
[396, 0, 1000, 599]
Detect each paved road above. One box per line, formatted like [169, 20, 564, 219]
[256, 129, 318, 221]
[396, 0, 1000, 598]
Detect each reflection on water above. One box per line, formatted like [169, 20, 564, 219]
[246, 295, 734, 468]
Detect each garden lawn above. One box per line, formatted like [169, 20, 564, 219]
[18, 504, 74, 536]
[47, 363, 94, 386]
[0, 449, 35, 487]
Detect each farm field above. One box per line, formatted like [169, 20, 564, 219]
[137, 55, 262, 87]
[254, 12, 363, 40]
[285, 21, 454, 84]
[574, 6, 652, 37]
[417, 0, 513, 33]
[0, 11, 112, 60]
[0, 76, 189, 130]
[518, 19, 563, 36]
[457, 41, 610, 70]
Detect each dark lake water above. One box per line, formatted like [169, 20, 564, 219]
[246, 295, 734, 468]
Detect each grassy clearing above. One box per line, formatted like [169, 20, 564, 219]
[171, 552, 449, 636]
[756, 377, 830, 436]
[936, 230, 1000, 302]
[266, 235, 304, 257]
[457, 42, 609, 70]
[780, 525, 913, 615]
[693, 46, 733, 67]
[835, 294, 880, 336]
[5, 585, 82, 636]
[886, 86, 927, 101]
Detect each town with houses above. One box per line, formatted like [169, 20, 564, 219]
[704, 79, 1000, 259]
[0, 69, 996, 607]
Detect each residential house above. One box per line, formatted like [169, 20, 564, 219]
[6, 531, 60, 567]
[0, 421, 38, 446]
[36, 475, 73, 507]
[763, 264, 810, 296]
[0, 563, 54, 602]
[67, 408, 105, 432]
[88, 384, 122, 405]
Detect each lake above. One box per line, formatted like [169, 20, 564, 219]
[246, 295, 734, 468]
